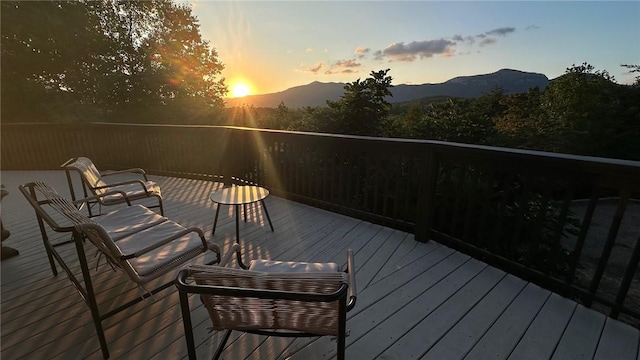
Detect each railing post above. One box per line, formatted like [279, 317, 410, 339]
[220, 128, 240, 186]
[415, 148, 438, 242]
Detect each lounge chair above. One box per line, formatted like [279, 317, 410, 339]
[62, 156, 163, 216]
[176, 249, 357, 360]
[19, 181, 234, 359]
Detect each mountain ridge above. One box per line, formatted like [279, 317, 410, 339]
[226, 68, 549, 108]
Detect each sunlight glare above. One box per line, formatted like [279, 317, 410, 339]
[231, 83, 251, 98]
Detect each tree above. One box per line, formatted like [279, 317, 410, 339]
[494, 88, 562, 150]
[326, 69, 393, 136]
[103, 0, 227, 123]
[621, 64, 640, 86]
[411, 97, 496, 145]
[1, 1, 109, 121]
[1, 0, 227, 123]
[541, 62, 639, 158]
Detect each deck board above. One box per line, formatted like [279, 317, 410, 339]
[593, 318, 640, 360]
[464, 282, 550, 359]
[1, 170, 639, 359]
[507, 293, 577, 360]
[551, 305, 606, 360]
[380, 265, 506, 359]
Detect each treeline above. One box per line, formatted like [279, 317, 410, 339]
[229, 64, 640, 161]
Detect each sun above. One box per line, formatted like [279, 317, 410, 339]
[231, 82, 251, 98]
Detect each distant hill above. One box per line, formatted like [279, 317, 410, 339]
[225, 69, 549, 108]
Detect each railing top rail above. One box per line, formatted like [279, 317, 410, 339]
[3, 122, 640, 173]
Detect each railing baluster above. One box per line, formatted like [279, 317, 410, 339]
[612, 233, 640, 318]
[436, 162, 452, 231]
[491, 170, 517, 252]
[586, 190, 630, 307]
[415, 149, 437, 243]
[524, 182, 552, 267]
[565, 189, 601, 287]
[476, 169, 496, 248]
[462, 167, 480, 243]
[507, 173, 531, 257]
[449, 165, 466, 237]
[545, 184, 574, 276]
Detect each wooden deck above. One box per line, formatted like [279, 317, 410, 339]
[1, 170, 639, 360]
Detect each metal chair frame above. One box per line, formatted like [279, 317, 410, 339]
[62, 156, 164, 216]
[19, 181, 222, 359]
[176, 249, 357, 360]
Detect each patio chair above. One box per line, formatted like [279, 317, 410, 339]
[18, 181, 236, 359]
[62, 156, 163, 216]
[176, 249, 357, 360]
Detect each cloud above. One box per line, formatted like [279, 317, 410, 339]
[306, 48, 313, 52]
[314, 26, 517, 69]
[452, 34, 475, 44]
[485, 27, 516, 37]
[325, 59, 362, 74]
[526, 25, 540, 30]
[306, 62, 326, 75]
[355, 46, 370, 59]
[374, 39, 455, 62]
[334, 59, 360, 68]
[304, 59, 362, 75]
[479, 38, 497, 47]
[471, 27, 516, 48]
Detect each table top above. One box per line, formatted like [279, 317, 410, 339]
[210, 185, 269, 205]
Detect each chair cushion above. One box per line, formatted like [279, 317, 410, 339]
[93, 205, 167, 241]
[100, 181, 161, 203]
[249, 259, 339, 273]
[116, 220, 205, 277]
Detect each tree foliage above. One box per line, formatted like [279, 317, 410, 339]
[1, 0, 226, 123]
[326, 69, 393, 136]
[621, 64, 640, 86]
[537, 63, 639, 157]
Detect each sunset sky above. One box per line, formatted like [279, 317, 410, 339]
[189, 1, 640, 97]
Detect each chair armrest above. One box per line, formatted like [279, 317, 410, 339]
[72, 190, 132, 207]
[60, 158, 77, 167]
[101, 168, 149, 181]
[94, 179, 151, 194]
[217, 243, 241, 267]
[176, 271, 349, 303]
[18, 182, 78, 233]
[120, 226, 206, 260]
[345, 249, 357, 311]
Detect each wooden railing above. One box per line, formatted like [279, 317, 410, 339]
[2, 122, 639, 327]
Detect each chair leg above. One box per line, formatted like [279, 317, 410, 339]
[36, 212, 58, 275]
[74, 231, 110, 359]
[211, 204, 221, 237]
[179, 290, 198, 360]
[158, 197, 164, 216]
[213, 330, 232, 360]
[234, 204, 240, 244]
[260, 199, 274, 232]
[82, 184, 95, 217]
[337, 298, 347, 360]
